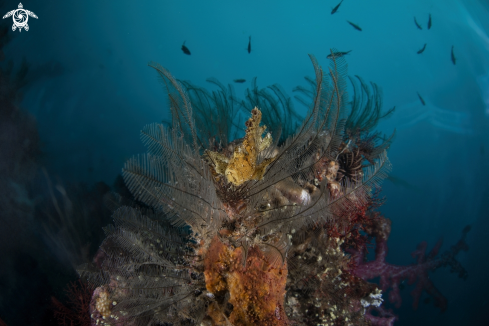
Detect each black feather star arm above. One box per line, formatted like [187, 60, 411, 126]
[148, 62, 202, 152]
[122, 125, 227, 235]
[83, 51, 394, 326]
[78, 207, 209, 326]
[294, 67, 396, 166]
[179, 77, 243, 149]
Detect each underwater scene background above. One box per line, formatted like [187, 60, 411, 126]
[0, 0, 488, 325]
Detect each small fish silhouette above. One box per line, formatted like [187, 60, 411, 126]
[248, 36, 251, 54]
[331, 0, 343, 15]
[181, 41, 191, 55]
[417, 92, 426, 106]
[451, 46, 456, 65]
[417, 43, 427, 54]
[234, 79, 246, 83]
[327, 50, 352, 59]
[427, 14, 432, 29]
[414, 17, 423, 30]
[347, 21, 362, 31]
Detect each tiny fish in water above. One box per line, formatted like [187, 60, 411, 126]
[451, 46, 457, 65]
[414, 17, 423, 30]
[181, 41, 191, 55]
[234, 79, 246, 83]
[347, 21, 362, 31]
[417, 92, 426, 106]
[331, 0, 343, 15]
[417, 43, 427, 54]
[327, 50, 352, 59]
[248, 36, 251, 54]
[427, 13, 432, 29]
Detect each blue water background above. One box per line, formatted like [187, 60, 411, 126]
[2, 0, 489, 324]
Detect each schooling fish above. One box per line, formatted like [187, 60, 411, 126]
[327, 50, 352, 59]
[234, 79, 246, 83]
[347, 21, 362, 31]
[451, 46, 457, 65]
[181, 41, 191, 55]
[417, 43, 427, 54]
[331, 0, 343, 15]
[248, 36, 251, 54]
[427, 13, 432, 29]
[414, 17, 423, 30]
[417, 92, 426, 106]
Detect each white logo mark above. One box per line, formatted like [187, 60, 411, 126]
[2, 3, 38, 32]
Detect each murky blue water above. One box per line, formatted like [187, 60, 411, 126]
[1, 0, 488, 325]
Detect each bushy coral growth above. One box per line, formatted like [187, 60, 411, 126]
[52, 280, 93, 326]
[349, 215, 470, 324]
[284, 191, 387, 326]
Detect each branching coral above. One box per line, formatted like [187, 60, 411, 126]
[350, 217, 470, 316]
[52, 280, 93, 326]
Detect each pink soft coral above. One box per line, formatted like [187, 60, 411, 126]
[349, 216, 470, 324]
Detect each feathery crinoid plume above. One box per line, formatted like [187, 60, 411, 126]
[81, 51, 392, 326]
[78, 206, 208, 326]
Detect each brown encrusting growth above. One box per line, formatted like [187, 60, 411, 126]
[204, 236, 288, 326]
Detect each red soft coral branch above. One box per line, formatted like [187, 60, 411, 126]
[348, 216, 470, 324]
[365, 305, 397, 326]
[52, 279, 93, 326]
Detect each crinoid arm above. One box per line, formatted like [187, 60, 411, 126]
[78, 207, 208, 326]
